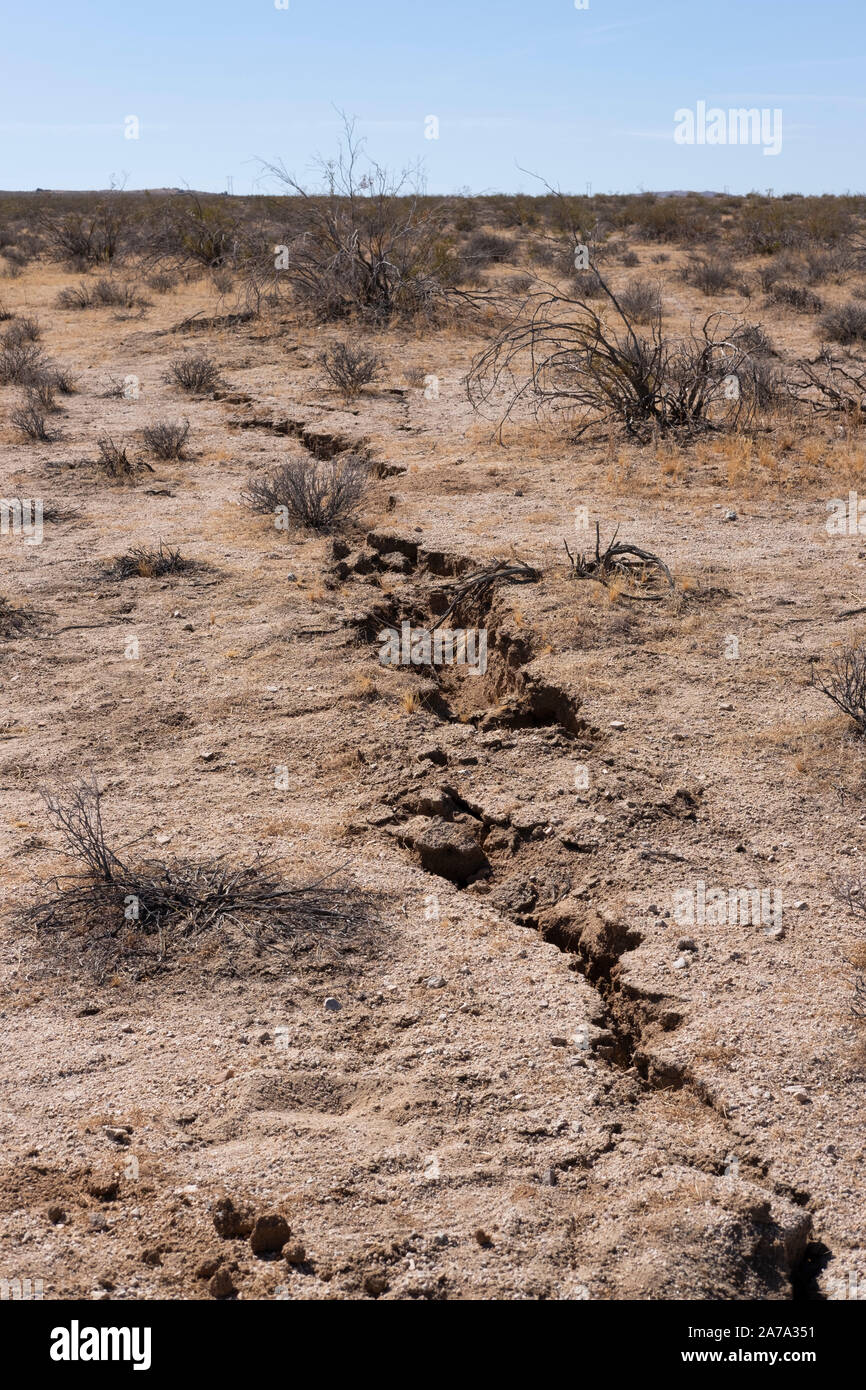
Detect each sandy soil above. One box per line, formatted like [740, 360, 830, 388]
[1, 249, 865, 1300]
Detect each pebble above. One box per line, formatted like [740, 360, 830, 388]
[426, 976, 446, 989]
[324, 997, 342, 1012]
[672, 956, 690, 971]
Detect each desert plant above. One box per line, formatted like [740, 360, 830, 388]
[103, 542, 191, 579]
[5, 315, 41, 342]
[27, 777, 364, 978]
[94, 434, 150, 481]
[167, 353, 222, 394]
[467, 267, 759, 439]
[811, 645, 866, 731]
[0, 300, 13, 321]
[0, 338, 45, 385]
[682, 258, 734, 296]
[0, 594, 35, 638]
[766, 282, 824, 314]
[39, 198, 125, 266]
[617, 277, 662, 323]
[787, 350, 866, 416]
[56, 283, 93, 309]
[319, 340, 382, 398]
[25, 374, 60, 413]
[820, 303, 866, 345]
[10, 394, 58, 442]
[141, 419, 190, 460]
[243, 454, 369, 531]
[463, 231, 513, 266]
[146, 270, 178, 294]
[260, 117, 469, 323]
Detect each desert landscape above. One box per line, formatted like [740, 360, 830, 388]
[2, 169, 866, 1306]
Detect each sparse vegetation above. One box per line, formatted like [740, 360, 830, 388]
[811, 645, 866, 731]
[319, 340, 382, 399]
[94, 434, 151, 481]
[27, 777, 365, 978]
[103, 542, 192, 579]
[10, 392, 58, 441]
[167, 353, 222, 394]
[820, 302, 866, 345]
[141, 419, 190, 460]
[243, 454, 369, 532]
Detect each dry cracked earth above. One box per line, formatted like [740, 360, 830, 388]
[1, 253, 866, 1302]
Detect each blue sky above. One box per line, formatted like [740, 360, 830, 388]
[1, 0, 863, 194]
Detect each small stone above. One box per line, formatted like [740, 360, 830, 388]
[609, 721, 625, 730]
[196, 1256, 222, 1280]
[426, 976, 446, 989]
[324, 997, 342, 1012]
[474, 1228, 493, 1248]
[250, 1213, 291, 1257]
[787, 1086, 810, 1104]
[208, 1267, 236, 1299]
[722, 510, 737, 522]
[213, 1196, 254, 1239]
[672, 956, 689, 971]
[286, 573, 297, 582]
[719, 702, 734, 712]
[284, 1242, 306, 1266]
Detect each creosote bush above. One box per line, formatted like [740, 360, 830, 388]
[243, 454, 369, 532]
[141, 419, 190, 460]
[820, 303, 866, 345]
[167, 353, 222, 394]
[811, 645, 866, 732]
[319, 339, 382, 399]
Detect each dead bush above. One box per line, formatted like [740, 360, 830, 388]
[94, 434, 151, 481]
[260, 117, 475, 324]
[0, 594, 36, 639]
[243, 454, 369, 532]
[141, 419, 190, 460]
[467, 267, 760, 439]
[103, 542, 192, 579]
[319, 340, 382, 399]
[167, 353, 222, 394]
[820, 303, 866, 345]
[10, 394, 58, 442]
[39, 199, 126, 267]
[27, 777, 366, 979]
[766, 282, 823, 314]
[682, 258, 734, 296]
[811, 645, 866, 731]
[617, 277, 662, 323]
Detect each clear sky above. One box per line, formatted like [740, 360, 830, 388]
[1, 0, 864, 195]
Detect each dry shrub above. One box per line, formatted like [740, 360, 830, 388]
[243, 454, 369, 532]
[94, 434, 151, 481]
[168, 353, 222, 394]
[26, 777, 369, 980]
[820, 303, 866, 345]
[103, 542, 192, 579]
[141, 419, 190, 460]
[319, 340, 382, 399]
[811, 645, 866, 731]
